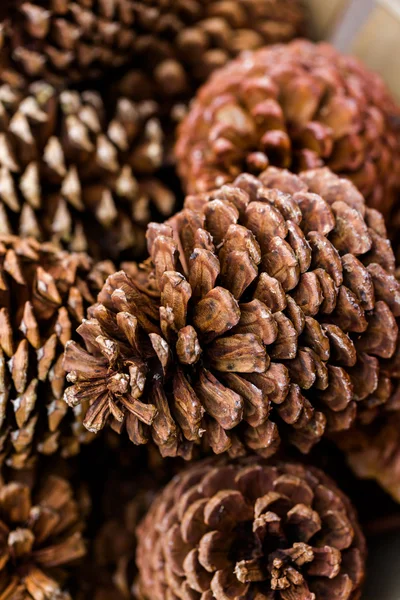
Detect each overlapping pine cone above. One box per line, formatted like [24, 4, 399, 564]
[63, 166, 400, 460]
[176, 40, 400, 219]
[0, 473, 86, 599]
[136, 457, 366, 600]
[336, 413, 400, 504]
[0, 234, 115, 469]
[2, 0, 137, 86]
[0, 79, 175, 260]
[3, 0, 304, 89]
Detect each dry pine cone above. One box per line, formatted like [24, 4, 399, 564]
[116, 0, 304, 97]
[3, 0, 137, 86]
[137, 457, 366, 600]
[0, 235, 114, 469]
[0, 79, 175, 260]
[4, 0, 304, 90]
[336, 412, 400, 504]
[176, 40, 400, 219]
[63, 167, 400, 460]
[0, 473, 86, 599]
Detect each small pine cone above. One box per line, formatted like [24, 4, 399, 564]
[176, 40, 400, 219]
[137, 457, 366, 600]
[4, 0, 137, 86]
[0, 472, 86, 599]
[0, 80, 175, 260]
[63, 167, 400, 460]
[0, 235, 115, 469]
[337, 413, 400, 504]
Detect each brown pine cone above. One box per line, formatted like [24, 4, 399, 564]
[63, 167, 400, 460]
[3, 0, 137, 86]
[114, 0, 305, 100]
[0, 472, 86, 599]
[137, 457, 366, 600]
[4, 0, 304, 90]
[176, 40, 400, 219]
[0, 80, 175, 260]
[0, 235, 114, 469]
[337, 413, 400, 504]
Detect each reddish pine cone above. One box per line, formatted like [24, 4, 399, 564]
[0, 473, 86, 599]
[0, 80, 175, 260]
[63, 167, 400, 460]
[137, 458, 366, 600]
[0, 235, 114, 469]
[176, 40, 400, 219]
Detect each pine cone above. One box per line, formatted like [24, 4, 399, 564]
[0, 235, 114, 469]
[176, 40, 400, 219]
[115, 0, 305, 102]
[0, 472, 86, 599]
[0, 80, 175, 260]
[137, 457, 366, 600]
[4, 0, 137, 86]
[63, 167, 400, 460]
[336, 413, 400, 504]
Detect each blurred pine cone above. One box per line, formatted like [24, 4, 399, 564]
[337, 413, 400, 504]
[0, 235, 114, 469]
[3, 0, 136, 86]
[176, 40, 400, 219]
[115, 0, 305, 100]
[4, 0, 305, 90]
[137, 457, 366, 600]
[0, 80, 175, 260]
[64, 167, 400, 460]
[0, 472, 86, 599]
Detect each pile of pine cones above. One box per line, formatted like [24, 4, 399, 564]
[1, 1, 400, 598]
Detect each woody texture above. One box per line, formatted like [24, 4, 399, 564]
[0, 473, 86, 599]
[137, 457, 366, 600]
[3, 0, 137, 86]
[63, 167, 400, 459]
[4, 0, 304, 89]
[0, 235, 114, 469]
[114, 0, 304, 102]
[176, 40, 400, 219]
[0, 79, 175, 260]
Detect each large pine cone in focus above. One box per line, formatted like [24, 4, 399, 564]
[0, 472, 86, 599]
[137, 458, 366, 600]
[3, 0, 137, 86]
[176, 40, 400, 219]
[63, 167, 400, 460]
[0, 235, 114, 469]
[0, 80, 175, 260]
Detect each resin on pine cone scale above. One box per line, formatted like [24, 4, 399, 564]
[63, 167, 400, 459]
[137, 458, 366, 600]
